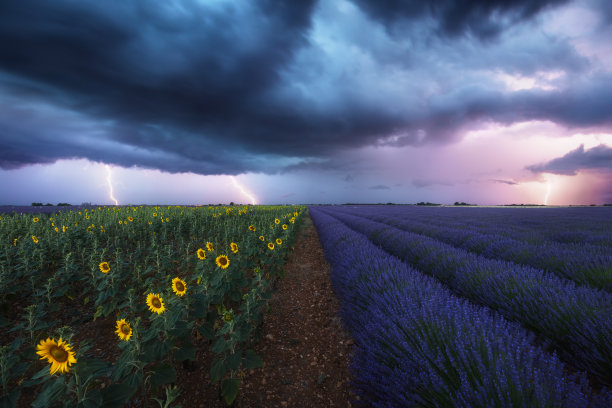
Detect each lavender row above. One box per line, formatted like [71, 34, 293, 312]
[333, 207, 612, 292]
[319, 207, 612, 385]
[309, 207, 611, 407]
[355, 206, 612, 248]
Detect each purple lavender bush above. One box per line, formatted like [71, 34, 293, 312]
[309, 206, 612, 407]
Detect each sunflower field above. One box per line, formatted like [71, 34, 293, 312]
[0, 205, 304, 407]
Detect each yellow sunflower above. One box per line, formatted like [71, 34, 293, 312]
[206, 242, 214, 252]
[128, 217, 133, 222]
[259, 235, 265, 241]
[99, 262, 110, 274]
[36, 338, 77, 375]
[196, 248, 206, 260]
[282, 224, 287, 230]
[268, 243, 274, 250]
[249, 225, 256, 231]
[146, 293, 166, 314]
[215, 255, 230, 269]
[153, 212, 157, 217]
[115, 319, 132, 341]
[223, 311, 234, 323]
[274, 218, 280, 224]
[62, 225, 67, 232]
[276, 238, 282, 245]
[118, 220, 123, 224]
[33, 217, 39, 223]
[172, 277, 187, 296]
[32, 236, 39, 243]
[13, 238, 17, 246]
[230, 242, 238, 254]
[54, 227, 59, 232]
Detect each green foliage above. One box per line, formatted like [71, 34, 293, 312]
[0, 205, 305, 406]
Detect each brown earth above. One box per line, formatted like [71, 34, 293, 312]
[175, 211, 356, 407]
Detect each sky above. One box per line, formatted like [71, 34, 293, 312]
[1, 0, 612, 205]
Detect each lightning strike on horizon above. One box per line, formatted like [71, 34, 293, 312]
[105, 164, 119, 205]
[543, 174, 552, 206]
[230, 176, 257, 205]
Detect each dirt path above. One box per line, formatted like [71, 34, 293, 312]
[233, 210, 355, 407]
[177, 211, 355, 407]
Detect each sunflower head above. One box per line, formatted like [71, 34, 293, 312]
[36, 337, 77, 375]
[32, 236, 39, 243]
[33, 217, 39, 223]
[268, 243, 274, 250]
[276, 238, 282, 245]
[172, 277, 187, 296]
[259, 235, 265, 241]
[62, 225, 67, 232]
[249, 225, 256, 231]
[115, 319, 132, 341]
[146, 293, 166, 314]
[282, 224, 287, 230]
[197, 248, 206, 260]
[223, 310, 234, 323]
[206, 242, 214, 251]
[99, 262, 110, 274]
[274, 218, 280, 224]
[215, 255, 230, 269]
[128, 217, 133, 222]
[230, 242, 238, 254]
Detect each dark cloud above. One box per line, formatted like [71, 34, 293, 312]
[369, 185, 391, 190]
[527, 144, 612, 175]
[491, 179, 519, 185]
[0, 0, 609, 177]
[352, 0, 570, 40]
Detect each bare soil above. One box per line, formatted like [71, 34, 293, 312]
[175, 211, 355, 407]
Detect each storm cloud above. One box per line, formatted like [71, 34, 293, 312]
[527, 144, 612, 175]
[0, 0, 611, 176]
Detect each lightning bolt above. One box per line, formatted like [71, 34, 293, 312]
[230, 176, 257, 205]
[543, 174, 552, 206]
[105, 165, 119, 205]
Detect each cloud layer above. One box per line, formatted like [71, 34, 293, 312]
[527, 144, 612, 175]
[0, 0, 611, 176]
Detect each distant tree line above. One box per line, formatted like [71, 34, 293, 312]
[31, 202, 72, 206]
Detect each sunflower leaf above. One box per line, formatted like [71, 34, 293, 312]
[221, 378, 240, 405]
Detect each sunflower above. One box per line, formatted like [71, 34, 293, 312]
[276, 238, 282, 245]
[165, 218, 169, 222]
[146, 293, 166, 314]
[153, 212, 157, 217]
[215, 255, 230, 269]
[32, 236, 39, 243]
[274, 218, 280, 224]
[223, 310, 234, 323]
[172, 277, 187, 296]
[196, 248, 206, 260]
[13, 238, 17, 246]
[230, 242, 238, 254]
[206, 241, 214, 251]
[33, 217, 39, 223]
[249, 225, 256, 231]
[54, 227, 59, 232]
[99, 262, 110, 274]
[118, 220, 123, 224]
[36, 338, 77, 375]
[128, 217, 133, 222]
[62, 225, 67, 232]
[268, 243, 274, 250]
[282, 224, 287, 230]
[259, 235, 265, 241]
[115, 319, 132, 341]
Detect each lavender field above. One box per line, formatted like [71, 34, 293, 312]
[310, 205, 612, 407]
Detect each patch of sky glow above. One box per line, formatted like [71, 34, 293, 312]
[495, 70, 566, 91]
